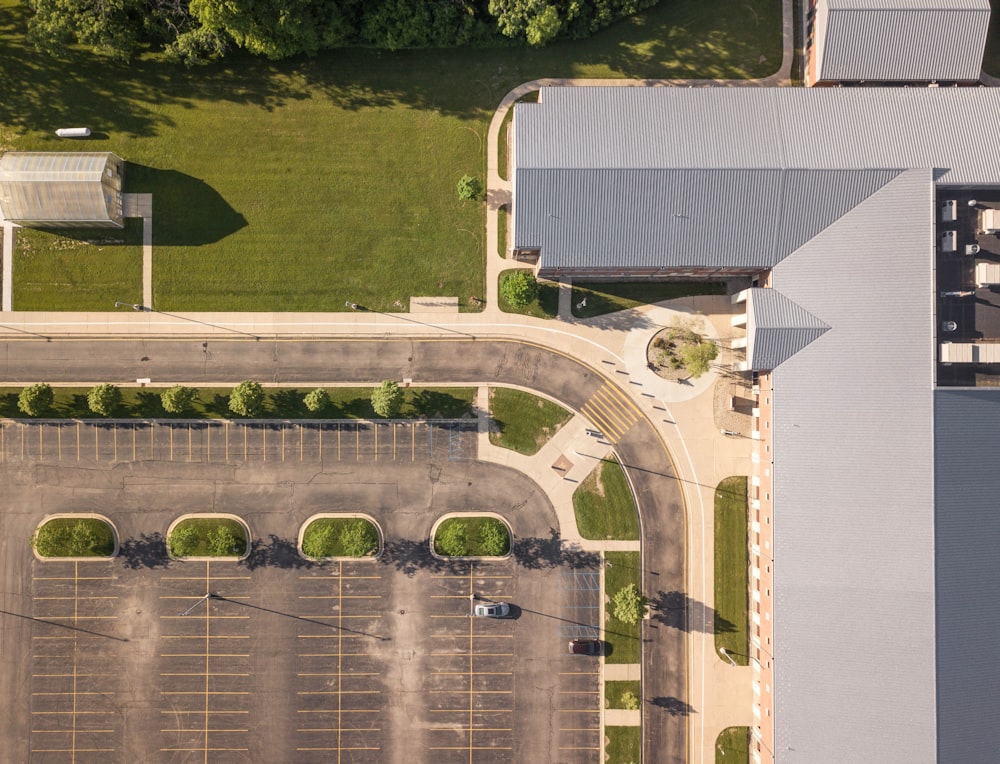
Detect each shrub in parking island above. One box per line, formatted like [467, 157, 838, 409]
[435, 520, 468, 556]
[168, 517, 248, 558]
[301, 517, 379, 559]
[479, 518, 511, 556]
[161, 385, 198, 414]
[87, 383, 122, 416]
[168, 523, 199, 557]
[435, 516, 511, 557]
[371, 380, 403, 418]
[229, 379, 265, 417]
[303, 387, 330, 413]
[33, 517, 115, 557]
[18, 383, 54, 417]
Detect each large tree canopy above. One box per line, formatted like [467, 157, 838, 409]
[26, 0, 662, 62]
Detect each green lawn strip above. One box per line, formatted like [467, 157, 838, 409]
[0, 0, 779, 312]
[604, 551, 642, 664]
[605, 680, 641, 710]
[13, 220, 143, 311]
[33, 517, 115, 557]
[605, 725, 641, 764]
[497, 108, 514, 182]
[497, 205, 507, 258]
[488, 387, 571, 455]
[715, 726, 750, 763]
[714, 476, 750, 665]
[300, 517, 379, 558]
[434, 516, 510, 557]
[572, 457, 640, 540]
[168, 517, 247, 557]
[497, 269, 560, 318]
[0, 386, 475, 420]
[571, 281, 727, 318]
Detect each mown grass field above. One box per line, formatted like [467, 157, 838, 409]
[604, 550, 642, 664]
[715, 476, 750, 665]
[573, 457, 640, 540]
[489, 387, 571, 454]
[0, 0, 780, 311]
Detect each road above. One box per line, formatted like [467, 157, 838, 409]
[0, 336, 688, 763]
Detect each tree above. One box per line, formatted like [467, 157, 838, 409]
[302, 521, 337, 558]
[500, 270, 538, 308]
[303, 387, 330, 413]
[457, 174, 484, 201]
[161, 385, 198, 414]
[87, 383, 122, 416]
[478, 518, 510, 556]
[27, 0, 141, 61]
[371, 380, 403, 418]
[207, 525, 240, 556]
[621, 690, 640, 710]
[679, 340, 718, 379]
[69, 521, 100, 555]
[169, 524, 199, 557]
[436, 521, 467, 556]
[18, 383, 54, 417]
[612, 583, 649, 625]
[340, 519, 378, 558]
[229, 379, 265, 417]
[525, 3, 561, 45]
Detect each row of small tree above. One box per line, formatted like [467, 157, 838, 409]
[15, 380, 406, 419]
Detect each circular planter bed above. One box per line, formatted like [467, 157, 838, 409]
[646, 319, 718, 381]
[298, 514, 382, 561]
[167, 514, 250, 560]
[431, 513, 512, 559]
[32, 514, 118, 559]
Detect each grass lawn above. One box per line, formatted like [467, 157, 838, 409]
[497, 205, 507, 257]
[33, 517, 115, 557]
[606, 726, 641, 764]
[605, 551, 642, 664]
[497, 269, 560, 318]
[573, 457, 640, 540]
[714, 476, 750, 665]
[434, 516, 510, 557]
[300, 517, 379, 558]
[0, 385, 475, 420]
[605, 680, 641, 710]
[716, 726, 750, 763]
[0, 0, 779, 312]
[489, 387, 571, 454]
[571, 281, 727, 318]
[168, 517, 247, 557]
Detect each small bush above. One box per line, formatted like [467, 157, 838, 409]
[161, 385, 198, 414]
[621, 691, 640, 710]
[436, 521, 468, 556]
[168, 524, 199, 557]
[18, 383, 54, 416]
[229, 379, 265, 417]
[301, 517, 380, 558]
[340, 519, 379, 558]
[207, 525, 239, 556]
[479, 518, 510, 556]
[87, 383, 122, 416]
[302, 522, 338, 558]
[169, 518, 247, 557]
[500, 270, 538, 308]
[303, 387, 330, 413]
[456, 174, 484, 201]
[612, 583, 649, 625]
[371, 380, 402, 418]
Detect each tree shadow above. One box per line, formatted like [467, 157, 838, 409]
[126, 164, 247, 246]
[408, 389, 474, 419]
[119, 532, 169, 569]
[134, 391, 167, 418]
[204, 393, 232, 417]
[379, 538, 465, 577]
[270, 389, 307, 418]
[649, 590, 727, 633]
[514, 534, 601, 570]
[649, 696, 695, 716]
[243, 534, 312, 570]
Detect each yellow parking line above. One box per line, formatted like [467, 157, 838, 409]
[76, 421, 80, 461]
[428, 708, 512, 713]
[160, 653, 250, 658]
[33, 729, 113, 734]
[296, 747, 381, 752]
[374, 422, 377, 461]
[160, 672, 250, 677]
[297, 727, 382, 733]
[263, 424, 267, 462]
[31, 711, 115, 716]
[356, 423, 359, 461]
[31, 748, 115, 753]
[429, 746, 512, 751]
[296, 690, 379, 695]
[159, 710, 249, 714]
[429, 727, 512, 732]
[160, 748, 249, 752]
[297, 672, 379, 677]
[161, 691, 250, 695]
[300, 424, 303, 462]
[225, 421, 229, 461]
[296, 709, 380, 714]
[161, 728, 249, 733]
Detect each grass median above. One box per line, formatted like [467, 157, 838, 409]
[168, 517, 248, 558]
[489, 387, 571, 454]
[32, 517, 115, 558]
[301, 517, 379, 559]
[573, 457, 639, 540]
[605, 680, 641, 710]
[606, 725, 641, 764]
[604, 551, 642, 664]
[715, 476, 750, 665]
[434, 516, 510, 557]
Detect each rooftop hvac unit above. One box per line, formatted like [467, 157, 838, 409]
[941, 230, 957, 253]
[941, 199, 957, 222]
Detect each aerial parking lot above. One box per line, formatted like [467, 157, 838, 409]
[0, 420, 603, 763]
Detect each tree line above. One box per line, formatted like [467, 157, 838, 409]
[26, 0, 661, 63]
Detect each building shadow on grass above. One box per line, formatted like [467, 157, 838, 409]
[649, 590, 732, 634]
[119, 532, 169, 569]
[125, 164, 247, 246]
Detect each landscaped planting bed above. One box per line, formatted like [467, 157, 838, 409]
[300, 516, 380, 559]
[168, 517, 248, 558]
[433, 516, 511, 557]
[605, 680, 641, 710]
[32, 517, 116, 558]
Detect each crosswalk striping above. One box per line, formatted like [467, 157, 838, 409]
[580, 383, 640, 443]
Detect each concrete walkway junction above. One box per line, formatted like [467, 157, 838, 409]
[0, 1, 803, 756]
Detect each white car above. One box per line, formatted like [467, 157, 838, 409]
[473, 602, 510, 618]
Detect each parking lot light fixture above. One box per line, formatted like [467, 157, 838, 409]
[180, 592, 213, 617]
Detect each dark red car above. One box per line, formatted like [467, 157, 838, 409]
[568, 638, 601, 655]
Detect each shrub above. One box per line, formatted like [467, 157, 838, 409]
[500, 270, 538, 308]
[168, 524, 199, 557]
[229, 379, 265, 417]
[621, 690, 640, 710]
[207, 525, 240, 556]
[436, 521, 468, 556]
[87, 383, 122, 416]
[18, 383, 54, 416]
[161, 385, 198, 414]
[340, 519, 378, 558]
[456, 174, 484, 201]
[303, 387, 330, 413]
[679, 340, 719, 379]
[478, 518, 510, 556]
[302, 521, 338, 558]
[371, 380, 403, 418]
[612, 583, 649, 625]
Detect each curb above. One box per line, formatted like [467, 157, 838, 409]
[297, 513, 384, 562]
[31, 512, 120, 562]
[166, 513, 252, 561]
[428, 512, 513, 561]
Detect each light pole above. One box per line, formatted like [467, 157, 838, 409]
[180, 592, 214, 616]
[113, 300, 259, 340]
[345, 300, 475, 339]
[719, 646, 738, 667]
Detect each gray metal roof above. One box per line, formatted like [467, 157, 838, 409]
[515, 168, 900, 271]
[745, 288, 830, 370]
[933, 388, 1000, 764]
[0, 152, 123, 226]
[770, 169, 938, 763]
[815, 0, 990, 81]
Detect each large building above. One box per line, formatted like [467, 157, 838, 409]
[0, 152, 125, 228]
[511, 86, 1000, 763]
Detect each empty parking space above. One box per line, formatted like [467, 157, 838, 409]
[294, 563, 387, 762]
[30, 560, 124, 763]
[0, 420, 477, 465]
[157, 561, 253, 761]
[556, 569, 602, 761]
[425, 563, 515, 763]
